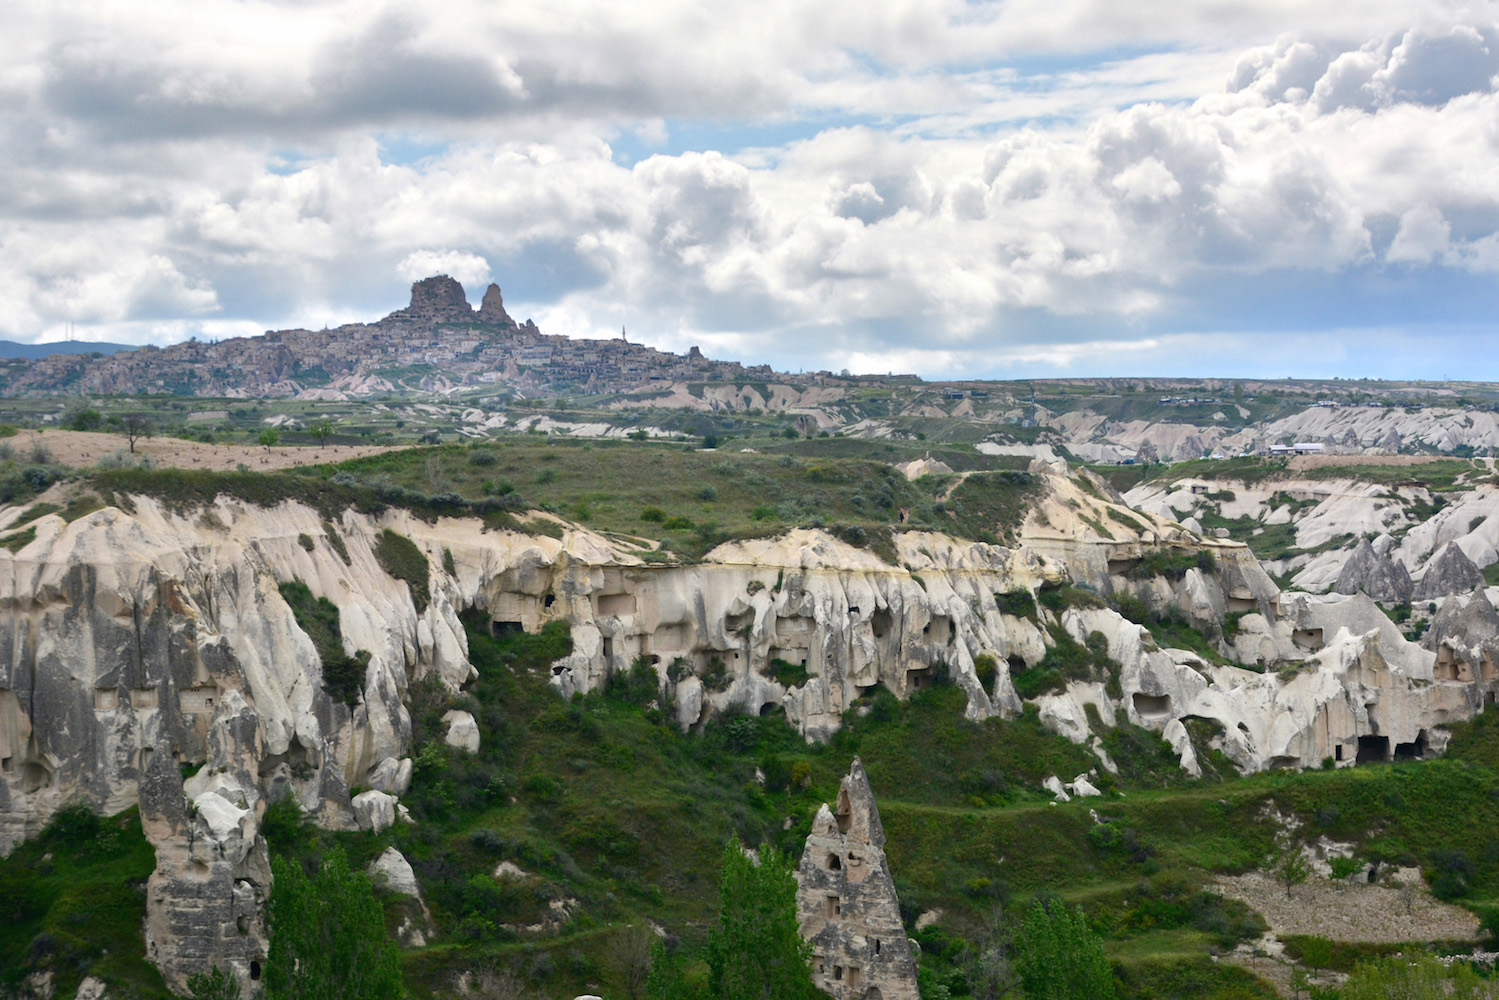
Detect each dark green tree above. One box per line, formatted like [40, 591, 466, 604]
[1013, 899, 1116, 1000]
[705, 838, 814, 1000]
[645, 938, 698, 1000]
[264, 846, 404, 1000]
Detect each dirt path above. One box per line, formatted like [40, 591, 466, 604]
[1287, 454, 1476, 471]
[1217, 870, 1479, 943]
[17, 429, 400, 472]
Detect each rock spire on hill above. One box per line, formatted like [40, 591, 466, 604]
[795, 758, 919, 1000]
[1413, 542, 1486, 601]
[1334, 536, 1413, 604]
[477, 283, 516, 328]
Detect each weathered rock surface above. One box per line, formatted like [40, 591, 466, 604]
[1423, 589, 1499, 683]
[796, 759, 919, 1000]
[1413, 542, 1486, 601]
[369, 847, 422, 898]
[1335, 537, 1413, 603]
[442, 709, 481, 754]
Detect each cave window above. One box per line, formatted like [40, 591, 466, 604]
[828, 854, 841, 870]
[875, 939, 881, 955]
[1334, 745, 1343, 761]
[833, 966, 844, 981]
[0, 756, 10, 772]
[250, 961, 261, 981]
[824, 895, 840, 918]
[835, 788, 852, 833]
[543, 593, 555, 609]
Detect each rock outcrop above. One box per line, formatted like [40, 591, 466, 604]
[477, 283, 517, 328]
[1334, 537, 1413, 604]
[1414, 542, 1486, 601]
[1423, 589, 1499, 683]
[389, 275, 476, 326]
[796, 758, 919, 1000]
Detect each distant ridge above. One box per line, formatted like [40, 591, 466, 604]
[0, 339, 131, 360]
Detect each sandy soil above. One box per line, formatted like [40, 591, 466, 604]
[1217, 870, 1479, 943]
[1287, 453, 1477, 471]
[16, 428, 399, 472]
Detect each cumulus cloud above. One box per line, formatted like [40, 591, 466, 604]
[1, 2, 1498, 377]
[397, 250, 492, 291]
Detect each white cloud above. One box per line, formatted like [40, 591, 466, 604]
[1, 3, 1498, 376]
[397, 250, 492, 292]
[1387, 204, 1452, 265]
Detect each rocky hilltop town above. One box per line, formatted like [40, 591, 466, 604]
[0, 276, 787, 398]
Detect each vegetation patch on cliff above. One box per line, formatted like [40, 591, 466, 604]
[373, 529, 431, 613]
[278, 580, 371, 705]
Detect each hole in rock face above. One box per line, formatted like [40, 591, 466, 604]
[543, 593, 555, 609]
[828, 854, 841, 870]
[835, 788, 852, 833]
[1356, 734, 1389, 763]
[250, 962, 261, 981]
[871, 609, 892, 639]
[492, 620, 524, 637]
[597, 593, 636, 617]
[1132, 692, 1171, 718]
[1335, 745, 1344, 761]
[21, 761, 51, 793]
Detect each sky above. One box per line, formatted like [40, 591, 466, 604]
[4, 1, 1499, 381]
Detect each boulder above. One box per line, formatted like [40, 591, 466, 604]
[1334, 537, 1413, 604]
[366, 756, 414, 796]
[1069, 774, 1102, 798]
[1043, 775, 1071, 802]
[442, 710, 480, 754]
[368, 847, 422, 898]
[352, 790, 398, 833]
[1414, 543, 1486, 601]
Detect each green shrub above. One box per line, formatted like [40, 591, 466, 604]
[278, 580, 369, 705]
[996, 590, 1037, 619]
[767, 658, 810, 689]
[374, 529, 430, 612]
[973, 654, 998, 690]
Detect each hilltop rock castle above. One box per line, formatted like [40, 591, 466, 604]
[0, 275, 776, 398]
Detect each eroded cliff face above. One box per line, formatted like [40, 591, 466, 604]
[0, 464, 1494, 990]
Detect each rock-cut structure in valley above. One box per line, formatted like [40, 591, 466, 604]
[796, 758, 919, 1000]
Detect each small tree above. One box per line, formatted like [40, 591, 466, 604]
[309, 418, 335, 447]
[259, 428, 280, 450]
[1276, 846, 1312, 900]
[108, 413, 153, 453]
[1013, 899, 1116, 1000]
[706, 838, 814, 1000]
[264, 846, 403, 1000]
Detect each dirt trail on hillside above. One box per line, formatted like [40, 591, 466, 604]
[1217, 871, 1479, 943]
[16, 429, 400, 472]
